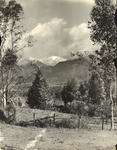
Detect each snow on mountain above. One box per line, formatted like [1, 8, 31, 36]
[20, 56, 67, 66]
[29, 57, 35, 61]
[41, 56, 67, 66]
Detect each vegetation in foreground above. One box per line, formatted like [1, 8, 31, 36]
[0, 122, 116, 150]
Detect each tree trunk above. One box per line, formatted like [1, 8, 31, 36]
[3, 86, 6, 108]
[110, 84, 114, 130]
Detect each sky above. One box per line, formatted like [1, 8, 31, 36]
[15, 0, 97, 60]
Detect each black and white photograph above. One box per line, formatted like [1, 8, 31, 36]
[0, 0, 117, 149]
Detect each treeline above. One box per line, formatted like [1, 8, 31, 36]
[26, 66, 114, 118]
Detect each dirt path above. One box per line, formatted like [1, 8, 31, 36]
[25, 129, 46, 150]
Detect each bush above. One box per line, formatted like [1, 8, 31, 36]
[35, 119, 48, 128]
[53, 105, 71, 113]
[2, 145, 21, 150]
[17, 121, 29, 127]
[17, 119, 53, 128]
[0, 109, 11, 124]
[0, 110, 7, 122]
[55, 118, 74, 128]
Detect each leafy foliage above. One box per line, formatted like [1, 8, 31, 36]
[88, 0, 116, 128]
[88, 71, 106, 105]
[88, 0, 116, 84]
[88, 0, 115, 48]
[2, 49, 17, 67]
[88, 0, 116, 100]
[78, 81, 89, 103]
[0, 0, 24, 52]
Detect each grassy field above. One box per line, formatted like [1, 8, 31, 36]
[0, 107, 117, 149]
[15, 107, 117, 130]
[0, 123, 117, 150]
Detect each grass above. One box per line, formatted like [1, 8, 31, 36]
[0, 123, 117, 150]
[1, 106, 117, 149]
[15, 106, 117, 130]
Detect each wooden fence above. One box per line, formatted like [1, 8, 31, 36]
[16, 107, 117, 129]
[29, 113, 117, 129]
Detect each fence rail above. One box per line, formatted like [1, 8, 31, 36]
[16, 107, 117, 130]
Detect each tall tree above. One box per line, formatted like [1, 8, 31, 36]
[88, 0, 116, 129]
[79, 81, 89, 103]
[2, 49, 18, 104]
[88, 71, 106, 105]
[61, 78, 77, 106]
[27, 69, 49, 109]
[0, 0, 31, 108]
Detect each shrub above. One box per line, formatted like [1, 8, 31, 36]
[17, 121, 29, 127]
[0, 110, 7, 122]
[55, 118, 73, 128]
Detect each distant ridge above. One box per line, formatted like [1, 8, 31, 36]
[19, 57, 90, 88]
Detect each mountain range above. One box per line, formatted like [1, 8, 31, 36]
[40, 56, 67, 66]
[19, 56, 90, 87]
[24, 56, 67, 66]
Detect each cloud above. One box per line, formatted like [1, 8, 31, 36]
[61, 0, 94, 5]
[17, 0, 94, 5]
[31, 18, 66, 37]
[68, 23, 93, 52]
[69, 23, 90, 41]
[22, 18, 96, 60]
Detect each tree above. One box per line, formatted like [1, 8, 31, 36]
[88, 0, 115, 95]
[88, 0, 115, 48]
[70, 100, 88, 128]
[1, 49, 18, 104]
[88, 71, 106, 104]
[61, 78, 77, 106]
[88, 71, 108, 118]
[88, 0, 116, 129]
[27, 69, 49, 109]
[0, 0, 33, 109]
[79, 81, 89, 103]
[0, 0, 24, 108]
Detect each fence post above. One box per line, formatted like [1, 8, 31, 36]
[53, 113, 55, 124]
[33, 113, 35, 126]
[46, 117, 47, 123]
[101, 118, 104, 130]
[78, 115, 81, 129]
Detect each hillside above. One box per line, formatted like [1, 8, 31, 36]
[41, 58, 90, 86]
[15, 58, 90, 95]
[19, 58, 90, 87]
